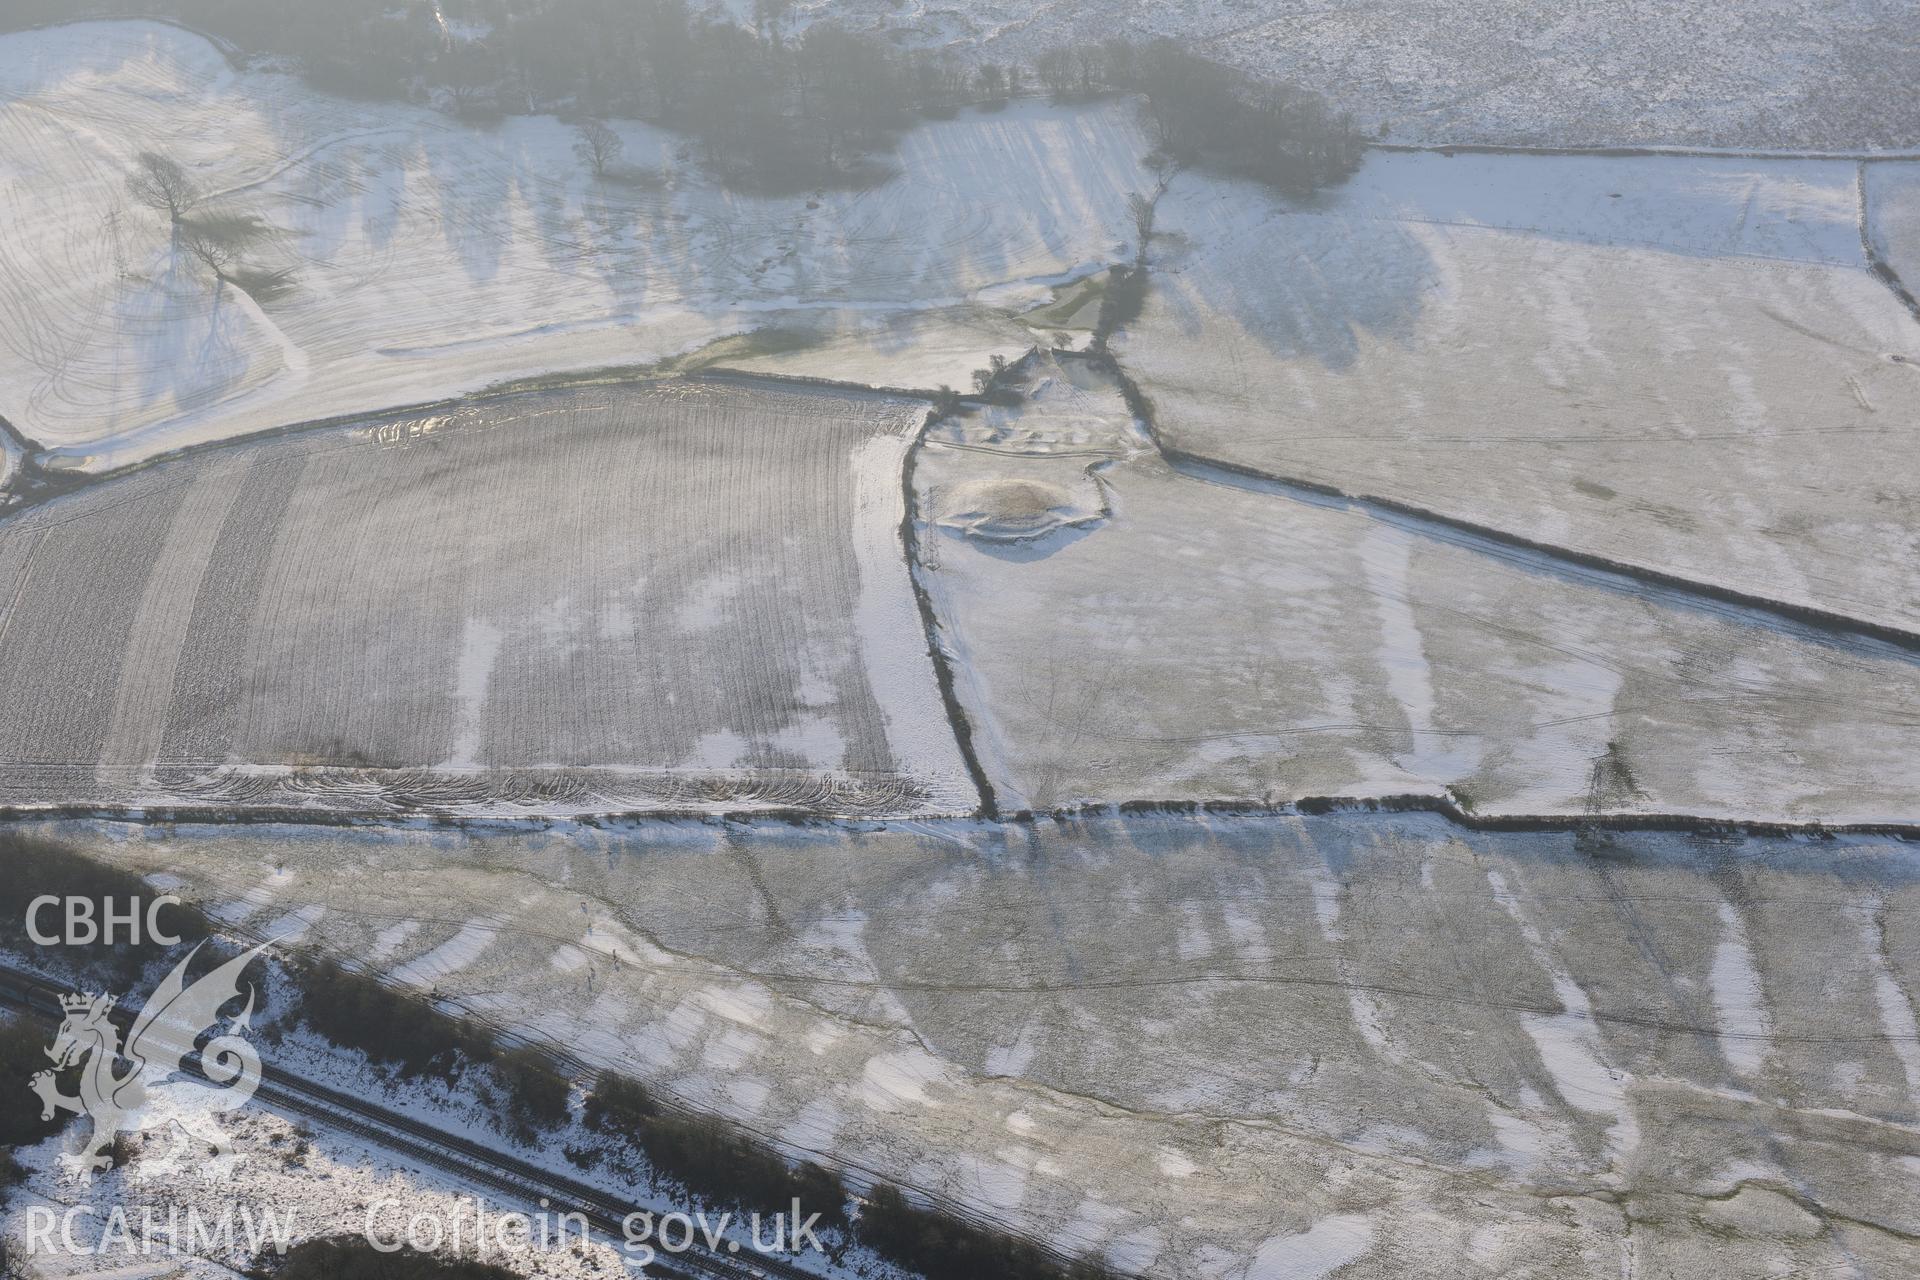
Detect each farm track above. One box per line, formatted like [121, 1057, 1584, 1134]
[0, 962, 813, 1280]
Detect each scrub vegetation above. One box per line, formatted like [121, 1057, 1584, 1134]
[0, 827, 1133, 1280]
[584, 1073, 847, 1225]
[255, 1236, 524, 1280]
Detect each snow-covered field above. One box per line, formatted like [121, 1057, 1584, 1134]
[8, 1112, 633, 1280]
[914, 354, 1920, 820]
[0, 378, 975, 817]
[4, 989, 872, 1280]
[1867, 159, 1920, 296]
[0, 418, 20, 504]
[20, 813, 1920, 1279]
[760, 0, 1920, 149]
[1112, 151, 1920, 637]
[0, 21, 1150, 473]
[3, 14, 1918, 1280]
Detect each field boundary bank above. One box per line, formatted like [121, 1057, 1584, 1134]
[1374, 142, 1920, 162]
[1858, 162, 1920, 324]
[0, 797, 1913, 841]
[1062, 340, 1920, 660]
[899, 409, 1002, 819]
[2, 366, 952, 521]
[1157, 445, 1920, 657]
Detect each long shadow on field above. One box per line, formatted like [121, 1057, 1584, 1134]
[1144, 194, 1435, 374]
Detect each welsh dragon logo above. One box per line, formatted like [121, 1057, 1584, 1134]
[30, 941, 270, 1182]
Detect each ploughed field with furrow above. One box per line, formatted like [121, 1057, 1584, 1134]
[0, 377, 975, 817]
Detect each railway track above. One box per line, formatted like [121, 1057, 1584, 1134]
[0, 963, 827, 1280]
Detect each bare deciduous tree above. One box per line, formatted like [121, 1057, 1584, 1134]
[178, 219, 240, 284]
[439, 40, 501, 118]
[1126, 191, 1155, 262]
[752, 0, 791, 40]
[573, 118, 624, 178]
[1125, 170, 1174, 265]
[125, 152, 196, 225]
[1034, 48, 1075, 99]
[1072, 44, 1103, 94]
[798, 26, 906, 167]
[177, 210, 290, 300]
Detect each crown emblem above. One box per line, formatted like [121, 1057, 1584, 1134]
[59, 992, 110, 1014]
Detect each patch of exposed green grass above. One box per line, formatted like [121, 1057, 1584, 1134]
[474, 327, 828, 400]
[1021, 272, 1111, 332]
[666, 325, 827, 373]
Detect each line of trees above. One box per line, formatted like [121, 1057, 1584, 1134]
[0, 829, 211, 986]
[254, 1236, 522, 1280]
[0, 833, 560, 1134]
[14, 1, 1364, 197]
[294, 955, 497, 1081]
[0, 1014, 67, 1177]
[0, 832, 1131, 1280]
[124, 150, 295, 299]
[0, 1012, 60, 1280]
[1041, 38, 1365, 194]
[583, 1072, 848, 1228]
[582, 1070, 1124, 1279]
[859, 1182, 1121, 1280]
[287, 956, 570, 1145]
